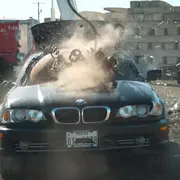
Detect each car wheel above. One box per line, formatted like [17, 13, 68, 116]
[147, 150, 170, 174]
[0, 155, 24, 180]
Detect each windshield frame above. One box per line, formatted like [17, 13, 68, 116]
[16, 50, 145, 87]
[16, 52, 44, 87]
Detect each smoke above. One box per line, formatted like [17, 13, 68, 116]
[48, 24, 123, 92]
[58, 24, 123, 56]
[53, 60, 112, 92]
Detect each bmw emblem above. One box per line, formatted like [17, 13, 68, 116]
[76, 99, 86, 105]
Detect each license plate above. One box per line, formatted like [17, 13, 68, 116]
[66, 130, 98, 148]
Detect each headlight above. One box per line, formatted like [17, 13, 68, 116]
[136, 105, 149, 117]
[1, 109, 46, 123]
[117, 106, 134, 118]
[12, 109, 26, 122]
[116, 105, 150, 118]
[116, 102, 162, 119]
[148, 102, 163, 116]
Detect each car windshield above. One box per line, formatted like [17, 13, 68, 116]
[22, 51, 141, 89]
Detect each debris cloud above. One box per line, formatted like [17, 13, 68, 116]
[32, 23, 124, 92]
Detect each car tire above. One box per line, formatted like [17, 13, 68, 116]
[0, 155, 24, 180]
[147, 150, 170, 174]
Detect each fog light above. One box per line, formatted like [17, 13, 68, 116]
[136, 136, 145, 145]
[160, 126, 168, 132]
[19, 141, 29, 150]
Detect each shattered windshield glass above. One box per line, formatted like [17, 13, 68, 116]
[25, 51, 140, 87]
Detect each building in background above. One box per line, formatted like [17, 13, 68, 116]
[104, 0, 180, 75]
[0, 18, 39, 55]
[19, 18, 39, 55]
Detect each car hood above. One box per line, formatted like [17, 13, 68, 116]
[5, 81, 156, 109]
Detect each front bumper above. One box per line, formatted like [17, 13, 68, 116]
[0, 119, 169, 155]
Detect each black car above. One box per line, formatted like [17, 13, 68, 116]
[0, 21, 169, 179]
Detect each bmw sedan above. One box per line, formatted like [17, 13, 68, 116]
[0, 48, 169, 179]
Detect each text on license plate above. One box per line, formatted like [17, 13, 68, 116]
[66, 130, 98, 148]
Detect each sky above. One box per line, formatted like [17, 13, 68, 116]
[0, 0, 179, 22]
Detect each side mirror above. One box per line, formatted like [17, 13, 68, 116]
[146, 69, 162, 81]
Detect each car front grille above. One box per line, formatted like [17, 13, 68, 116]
[51, 106, 111, 124]
[114, 138, 150, 146]
[82, 106, 111, 123]
[51, 107, 80, 124]
[14, 142, 48, 151]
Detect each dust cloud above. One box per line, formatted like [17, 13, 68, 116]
[58, 24, 123, 56]
[49, 24, 123, 92]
